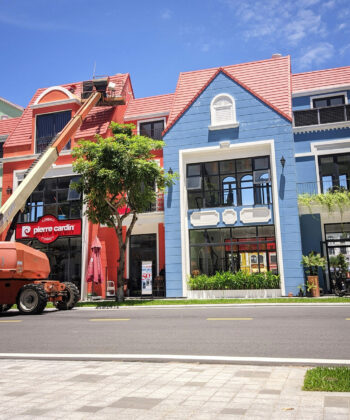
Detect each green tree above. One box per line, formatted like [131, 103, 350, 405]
[72, 122, 176, 300]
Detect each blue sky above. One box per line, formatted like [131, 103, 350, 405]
[1, 0, 349, 107]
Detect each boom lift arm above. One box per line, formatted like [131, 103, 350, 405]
[0, 91, 101, 236]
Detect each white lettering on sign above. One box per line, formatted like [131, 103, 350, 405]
[33, 226, 53, 234]
[54, 225, 74, 232]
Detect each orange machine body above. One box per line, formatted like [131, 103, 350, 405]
[0, 242, 66, 305]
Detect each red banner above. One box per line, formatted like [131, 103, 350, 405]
[16, 215, 81, 244]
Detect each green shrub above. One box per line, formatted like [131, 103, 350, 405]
[188, 271, 280, 290]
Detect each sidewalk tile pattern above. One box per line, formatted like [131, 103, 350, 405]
[0, 359, 350, 419]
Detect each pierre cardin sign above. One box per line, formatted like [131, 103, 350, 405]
[16, 215, 81, 244]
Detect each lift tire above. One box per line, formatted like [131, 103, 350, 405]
[17, 284, 48, 315]
[54, 282, 80, 310]
[0, 304, 13, 313]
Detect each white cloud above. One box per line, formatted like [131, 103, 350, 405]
[161, 9, 172, 20]
[0, 12, 88, 33]
[201, 43, 210, 52]
[340, 44, 350, 55]
[338, 23, 347, 31]
[297, 42, 335, 69]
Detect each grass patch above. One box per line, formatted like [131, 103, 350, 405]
[75, 297, 350, 308]
[303, 367, 350, 392]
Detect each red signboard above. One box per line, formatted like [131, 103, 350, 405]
[16, 215, 81, 244]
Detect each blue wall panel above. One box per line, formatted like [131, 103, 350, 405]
[163, 72, 305, 297]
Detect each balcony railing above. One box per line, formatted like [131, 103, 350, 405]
[143, 192, 164, 212]
[297, 179, 350, 195]
[294, 104, 350, 127]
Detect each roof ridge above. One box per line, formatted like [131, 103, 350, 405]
[132, 93, 174, 100]
[178, 55, 289, 76]
[0, 97, 24, 111]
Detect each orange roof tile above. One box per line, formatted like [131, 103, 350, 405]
[124, 93, 174, 120]
[292, 66, 350, 93]
[165, 56, 292, 134]
[0, 117, 21, 136]
[4, 74, 130, 149]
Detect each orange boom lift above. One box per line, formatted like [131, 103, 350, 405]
[0, 90, 102, 314]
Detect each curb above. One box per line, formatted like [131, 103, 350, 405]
[73, 302, 350, 310]
[1, 353, 350, 366]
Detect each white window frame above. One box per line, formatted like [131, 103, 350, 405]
[310, 92, 348, 108]
[209, 93, 239, 131]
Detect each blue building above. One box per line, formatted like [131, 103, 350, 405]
[161, 56, 350, 297]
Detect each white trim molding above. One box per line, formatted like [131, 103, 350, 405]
[292, 84, 350, 98]
[137, 117, 166, 135]
[179, 139, 286, 297]
[209, 93, 238, 131]
[33, 86, 78, 106]
[125, 111, 169, 122]
[31, 98, 80, 109]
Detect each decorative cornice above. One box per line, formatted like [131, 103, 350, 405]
[31, 98, 81, 109]
[124, 111, 169, 121]
[293, 121, 350, 134]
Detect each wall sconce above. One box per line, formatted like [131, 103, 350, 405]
[280, 156, 286, 169]
[168, 168, 173, 175]
[6, 186, 12, 195]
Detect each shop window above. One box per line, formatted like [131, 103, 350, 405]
[36, 110, 71, 154]
[19, 175, 82, 223]
[189, 226, 278, 276]
[210, 94, 237, 129]
[187, 156, 272, 209]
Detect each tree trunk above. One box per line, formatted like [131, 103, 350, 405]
[114, 212, 138, 302]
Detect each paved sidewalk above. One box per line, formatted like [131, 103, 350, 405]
[1, 360, 350, 419]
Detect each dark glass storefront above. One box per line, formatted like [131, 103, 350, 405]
[190, 226, 277, 276]
[128, 234, 157, 296]
[19, 237, 82, 290]
[17, 176, 83, 290]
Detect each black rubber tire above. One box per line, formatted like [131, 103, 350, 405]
[0, 304, 13, 313]
[16, 284, 48, 315]
[54, 282, 80, 310]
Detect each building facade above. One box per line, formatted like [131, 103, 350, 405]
[1, 57, 350, 298]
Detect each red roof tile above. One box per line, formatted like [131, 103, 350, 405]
[292, 66, 350, 93]
[0, 117, 21, 135]
[124, 93, 174, 120]
[4, 74, 130, 149]
[165, 56, 292, 134]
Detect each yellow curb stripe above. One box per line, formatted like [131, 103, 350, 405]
[207, 318, 253, 321]
[0, 320, 22, 323]
[346, 318, 350, 320]
[89, 318, 130, 322]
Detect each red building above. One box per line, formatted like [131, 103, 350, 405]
[0, 74, 172, 298]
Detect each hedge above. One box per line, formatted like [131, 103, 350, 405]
[188, 271, 280, 290]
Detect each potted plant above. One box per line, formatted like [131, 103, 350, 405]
[297, 284, 305, 297]
[301, 251, 326, 297]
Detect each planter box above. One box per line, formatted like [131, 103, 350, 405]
[187, 289, 282, 299]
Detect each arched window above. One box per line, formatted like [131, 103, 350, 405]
[209, 94, 238, 130]
[222, 176, 237, 206]
[240, 174, 254, 206]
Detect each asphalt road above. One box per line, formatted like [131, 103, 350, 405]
[1, 305, 350, 359]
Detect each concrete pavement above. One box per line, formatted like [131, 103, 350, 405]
[1, 359, 350, 419]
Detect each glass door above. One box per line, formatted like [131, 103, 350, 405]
[128, 234, 157, 297]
